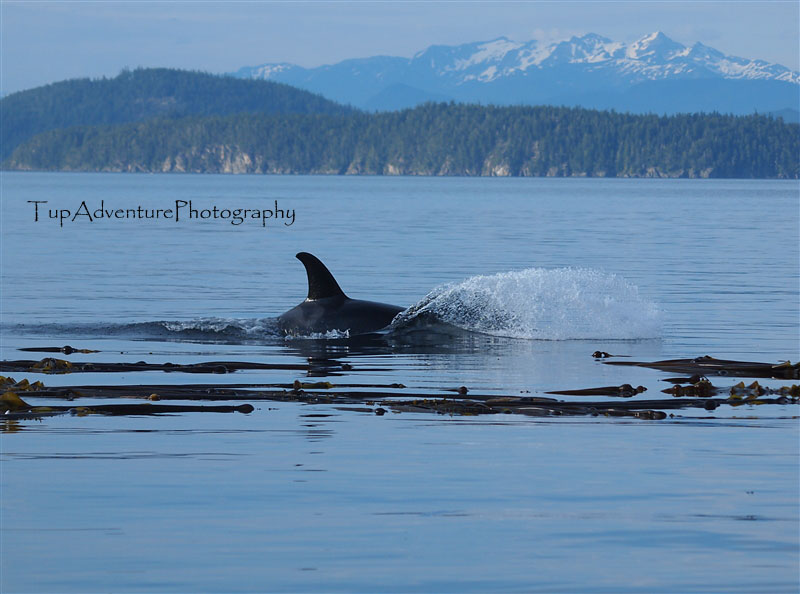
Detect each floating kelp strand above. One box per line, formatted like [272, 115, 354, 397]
[547, 384, 647, 397]
[0, 359, 350, 375]
[3, 402, 255, 420]
[6, 380, 797, 420]
[606, 356, 800, 379]
[18, 345, 99, 355]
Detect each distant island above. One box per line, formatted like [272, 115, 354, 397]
[2, 69, 798, 179]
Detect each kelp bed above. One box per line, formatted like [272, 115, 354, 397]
[1, 350, 798, 423]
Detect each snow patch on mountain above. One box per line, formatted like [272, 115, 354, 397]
[450, 37, 524, 71]
[238, 31, 798, 87]
[232, 31, 799, 113]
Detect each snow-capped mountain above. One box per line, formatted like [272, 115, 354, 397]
[406, 32, 798, 84]
[233, 32, 800, 116]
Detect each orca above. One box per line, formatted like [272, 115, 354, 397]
[277, 252, 404, 336]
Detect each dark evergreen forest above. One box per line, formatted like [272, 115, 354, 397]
[0, 68, 353, 161]
[3, 69, 797, 178]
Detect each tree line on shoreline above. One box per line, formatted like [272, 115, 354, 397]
[5, 103, 797, 178]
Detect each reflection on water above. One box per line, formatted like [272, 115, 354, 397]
[0, 419, 28, 434]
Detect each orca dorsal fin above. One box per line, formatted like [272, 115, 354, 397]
[296, 252, 348, 300]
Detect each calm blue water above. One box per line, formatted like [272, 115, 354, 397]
[1, 173, 798, 593]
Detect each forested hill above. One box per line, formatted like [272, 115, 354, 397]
[0, 68, 353, 160]
[5, 103, 798, 179]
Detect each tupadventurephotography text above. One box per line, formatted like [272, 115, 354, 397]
[28, 200, 296, 228]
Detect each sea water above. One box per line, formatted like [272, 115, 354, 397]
[1, 173, 798, 592]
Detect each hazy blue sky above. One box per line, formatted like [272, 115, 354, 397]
[2, 1, 798, 95]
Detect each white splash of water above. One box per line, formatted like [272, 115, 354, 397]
[283, 329, 351, 340]
[393, 267, 662, 340]
[161, 317, 280, 336]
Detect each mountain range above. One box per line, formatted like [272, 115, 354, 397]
[234, 32, 800, 118]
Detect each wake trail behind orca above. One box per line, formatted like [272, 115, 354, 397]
[6, 254, 661, 343]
